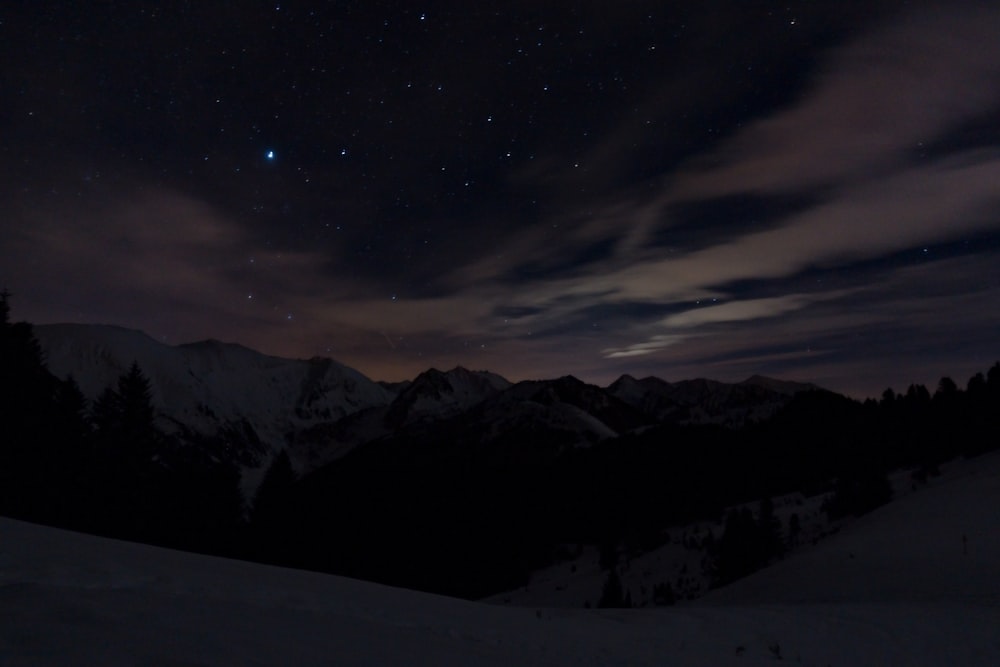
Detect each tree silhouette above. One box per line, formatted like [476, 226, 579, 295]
[712, 507, 765, 586]
[967, 372, 986, 395]
[0, 290, 65, 521]
[86, 362, 165, 538]
[118, 362, 158, 457]
[597, 568, 627, 608]
[0, 288, 10, 326]
[91, 362, 160, 466]
[935, 376, 958, 398]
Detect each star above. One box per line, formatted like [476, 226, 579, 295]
[265, 150, 275, 160]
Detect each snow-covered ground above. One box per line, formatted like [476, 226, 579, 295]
[2, 451, 999, 665]
[700, 452, 1000, 606]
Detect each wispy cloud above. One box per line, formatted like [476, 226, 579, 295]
[481, 4, 1000, 377]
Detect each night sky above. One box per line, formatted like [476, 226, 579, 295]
[3, 2, 999, 398]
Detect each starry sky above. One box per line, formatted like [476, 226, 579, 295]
[3, 1, 1000, 398]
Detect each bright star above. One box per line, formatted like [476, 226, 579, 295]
[266, 150, 275, 160]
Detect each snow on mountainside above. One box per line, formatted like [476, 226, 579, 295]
[2, 452, 998, 666]
[499, 375, 649, 436]
[283, 367, 515, 469]
[403, 375, 652, 453]
[384, 366, 511, 427]
[608, 373, 816, 426]
[35, 323, 394, 474]
[739, 374, 819, 396]
[606, 374, 677, 421]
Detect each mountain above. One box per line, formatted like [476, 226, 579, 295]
[33, 322, 825, 500]
[372, 374, 651, 459]
[35, 323, 394, 479]
[384, 366, 511, 427]
[605, 374, 677, 421]
[740, 374, 819, 395]
[607, 373, 817, 426]
[481, 375, 650, 442]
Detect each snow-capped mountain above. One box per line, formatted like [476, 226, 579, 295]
[484, 375, 650, 441]
[375, 374, 652, 456]
[284, 366, 513, 470]
[605, 374, 677, 421]
[607, 373, 817, 426]
[384, 366, 511, 427]
[739, 374, 818, 396]
[34, 323, 822, 494]
[35, 323, 394, 474]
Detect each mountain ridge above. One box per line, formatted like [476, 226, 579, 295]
[34, 322, 823, 490]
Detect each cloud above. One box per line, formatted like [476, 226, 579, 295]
[600, 292, 846, 360]
[603, 335, 688, 359]
[3, 187, 334, 338]
[669, 4, 1000, 200]
[464, 5, 1000, 361]
[609, 250, 1000, 396]
[659, 294, 820, 329]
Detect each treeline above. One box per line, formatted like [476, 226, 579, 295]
[2, 290, 1000, 600]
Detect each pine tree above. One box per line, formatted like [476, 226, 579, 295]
[712, 507, 767, 586]
[0, 288, 10, 326]
[597, 568, 626, 608]
[0, 290, 63, 520]
[92, 362, 160, 465]
[118, 362, 157, 449]
[92, 388, 117, 429]
[86, 362, 164, 538]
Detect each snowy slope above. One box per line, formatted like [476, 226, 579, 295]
[2, 505, 998, 666]
[35, 323, 394, 471]
[487, 451, 1000, 612]
[607, 373, 814, 426]
[699, 450, 1000, 606]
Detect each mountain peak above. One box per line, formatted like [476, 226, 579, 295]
[740, 374, 818, 395]
[385, 365, 510, 427]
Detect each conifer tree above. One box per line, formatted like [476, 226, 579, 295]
[0, 290, 61, 520]
[597, 568, 626, 608]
